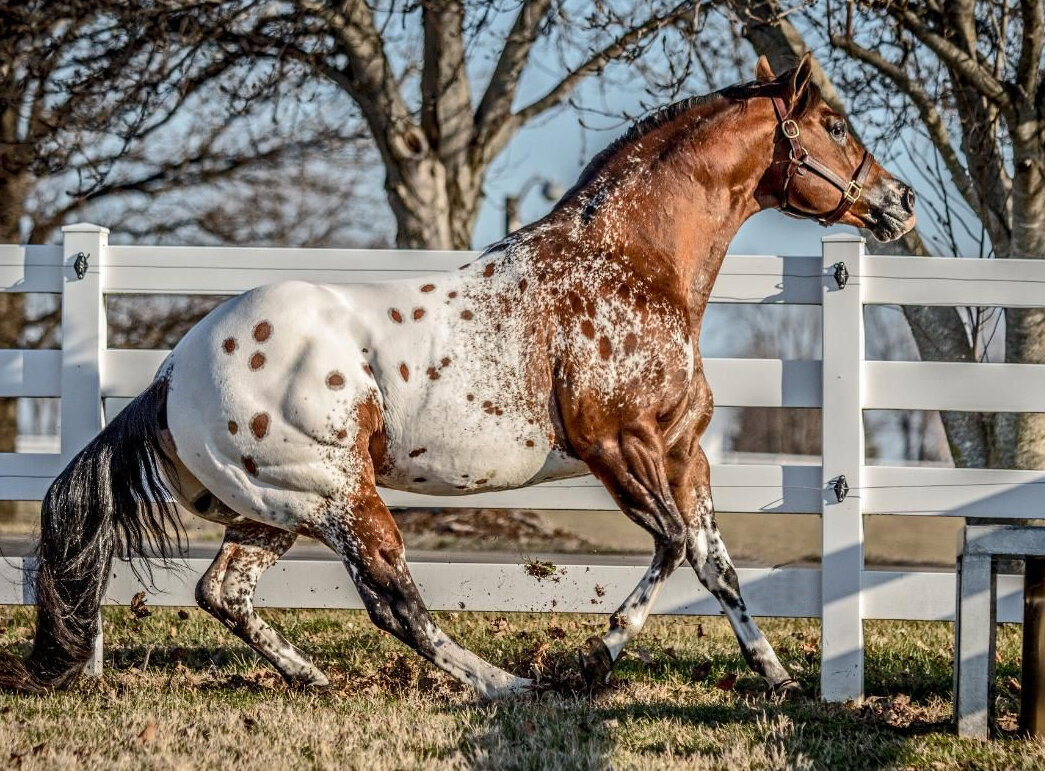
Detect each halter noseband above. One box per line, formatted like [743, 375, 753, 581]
[771, 96, 873, 227]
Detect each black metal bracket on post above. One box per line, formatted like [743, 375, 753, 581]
[832, 261, 849, 290]
[73, 252, 89, 280]
[832, 474, 849, 503]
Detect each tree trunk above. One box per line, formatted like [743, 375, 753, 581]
[385, 152, 482, 250]
[0, 179, 27, 518]
[997, 121, 1045, 470]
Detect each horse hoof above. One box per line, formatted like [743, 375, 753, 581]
[577, 636, 614, 687]
[769, 678, 801, 700]
[287, 671, 330, 691]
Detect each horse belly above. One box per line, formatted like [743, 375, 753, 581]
[378, 415, 586, 494]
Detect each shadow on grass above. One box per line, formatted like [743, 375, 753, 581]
[447, 690, 920, 771]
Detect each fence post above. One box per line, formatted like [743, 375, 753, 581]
[820, 233, 866, 702]
[60, 222, 108, 676]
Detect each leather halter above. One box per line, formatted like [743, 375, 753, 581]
[771, 96, 873, 226]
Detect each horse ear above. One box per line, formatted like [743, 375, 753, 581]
[788, 52, 816, 116]
[754, 55, 775, 83]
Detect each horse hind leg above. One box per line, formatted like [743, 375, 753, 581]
[196, 520, 329, 687]
[313, 483, 532, 699]
[687, 491, 797, 695]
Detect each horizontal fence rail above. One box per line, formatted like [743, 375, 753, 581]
[0, 223, 1043, 702]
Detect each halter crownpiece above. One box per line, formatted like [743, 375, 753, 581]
[771, 96, 873, 227]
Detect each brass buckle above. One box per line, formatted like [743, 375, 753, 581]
[781, 119, 800, 139]
[844, 180, 862, 203]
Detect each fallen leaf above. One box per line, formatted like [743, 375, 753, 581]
[138, 720, 158, 744]
[715, 673, 738, 691]
[490, 617, 512, 636]
[529, 642, 550, 674]
[1006, 676, 1022, 695]
[547, 626, 567, 640]
[242, 715, 258, 732]
[802, 641, 818, 663]
[177, 609, 189, 621]
[692, 661, 713, 681]
[696, 623, 705, 638]
[130, 592, 151, 619]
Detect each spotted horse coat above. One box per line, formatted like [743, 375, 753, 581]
[3, 56, 915, 697]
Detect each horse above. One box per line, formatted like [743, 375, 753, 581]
[1, 55, 915, 697]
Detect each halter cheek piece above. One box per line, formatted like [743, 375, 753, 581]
[771, 96, 874, 226]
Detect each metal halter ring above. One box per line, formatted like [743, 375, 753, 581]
[781, 119, 800, 139]
[843, 180, 863, 203]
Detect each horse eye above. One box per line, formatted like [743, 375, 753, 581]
[829, 122, 847, 142]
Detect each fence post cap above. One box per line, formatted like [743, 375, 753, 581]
[61, 222, 110, 235]
[821, 233, 864, 244]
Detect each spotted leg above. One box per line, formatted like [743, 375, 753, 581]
[196, 521, 329, 687]
[313, 484, 532, 699]
[686, 451, 797, 696]
[575, 424, 690, 684]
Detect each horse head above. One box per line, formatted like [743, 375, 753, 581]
[754, 54, 916, 242]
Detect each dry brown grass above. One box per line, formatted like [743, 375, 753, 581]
[1, 606, 1044, 769]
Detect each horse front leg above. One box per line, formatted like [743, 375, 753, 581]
[685, 448, 798, 696]
[575, 422, 691, 685]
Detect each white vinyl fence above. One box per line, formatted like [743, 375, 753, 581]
[2, 222, 1045, 702]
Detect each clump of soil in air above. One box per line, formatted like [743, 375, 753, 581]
[523, 558, 561, 582]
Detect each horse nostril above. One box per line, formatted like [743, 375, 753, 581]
[902, 186, 916, 213]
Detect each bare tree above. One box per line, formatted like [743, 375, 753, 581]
[136, 0, 725, 249]
[1, 2, 385, 486]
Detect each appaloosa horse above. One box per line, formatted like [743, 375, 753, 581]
[2, 56, 914, 696]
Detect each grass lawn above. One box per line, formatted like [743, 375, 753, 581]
[0, 606, 1041, 769]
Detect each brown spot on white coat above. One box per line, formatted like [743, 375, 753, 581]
[253, 321, 272, 342]
[250, 413, 270, 439]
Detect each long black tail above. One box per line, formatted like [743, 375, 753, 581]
[0, 379, 181, 691]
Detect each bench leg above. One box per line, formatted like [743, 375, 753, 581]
[955, 553, 996, 739]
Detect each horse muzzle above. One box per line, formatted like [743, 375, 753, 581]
[862, 180, 917, 242]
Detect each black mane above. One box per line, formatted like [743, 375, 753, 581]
[555, 79, 784, 206]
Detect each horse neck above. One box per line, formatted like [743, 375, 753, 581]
[550, 98, 778, 325]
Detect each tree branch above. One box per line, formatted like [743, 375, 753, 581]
[1018, 0, 1044, 100]
[473, 0, 554, 152]
[488, 0, 702, 162]
[830, 33, 980, 214]
[421, 0, 473, 162]
[293, 0, 418, 156]
[879, 3, 1013, 113]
